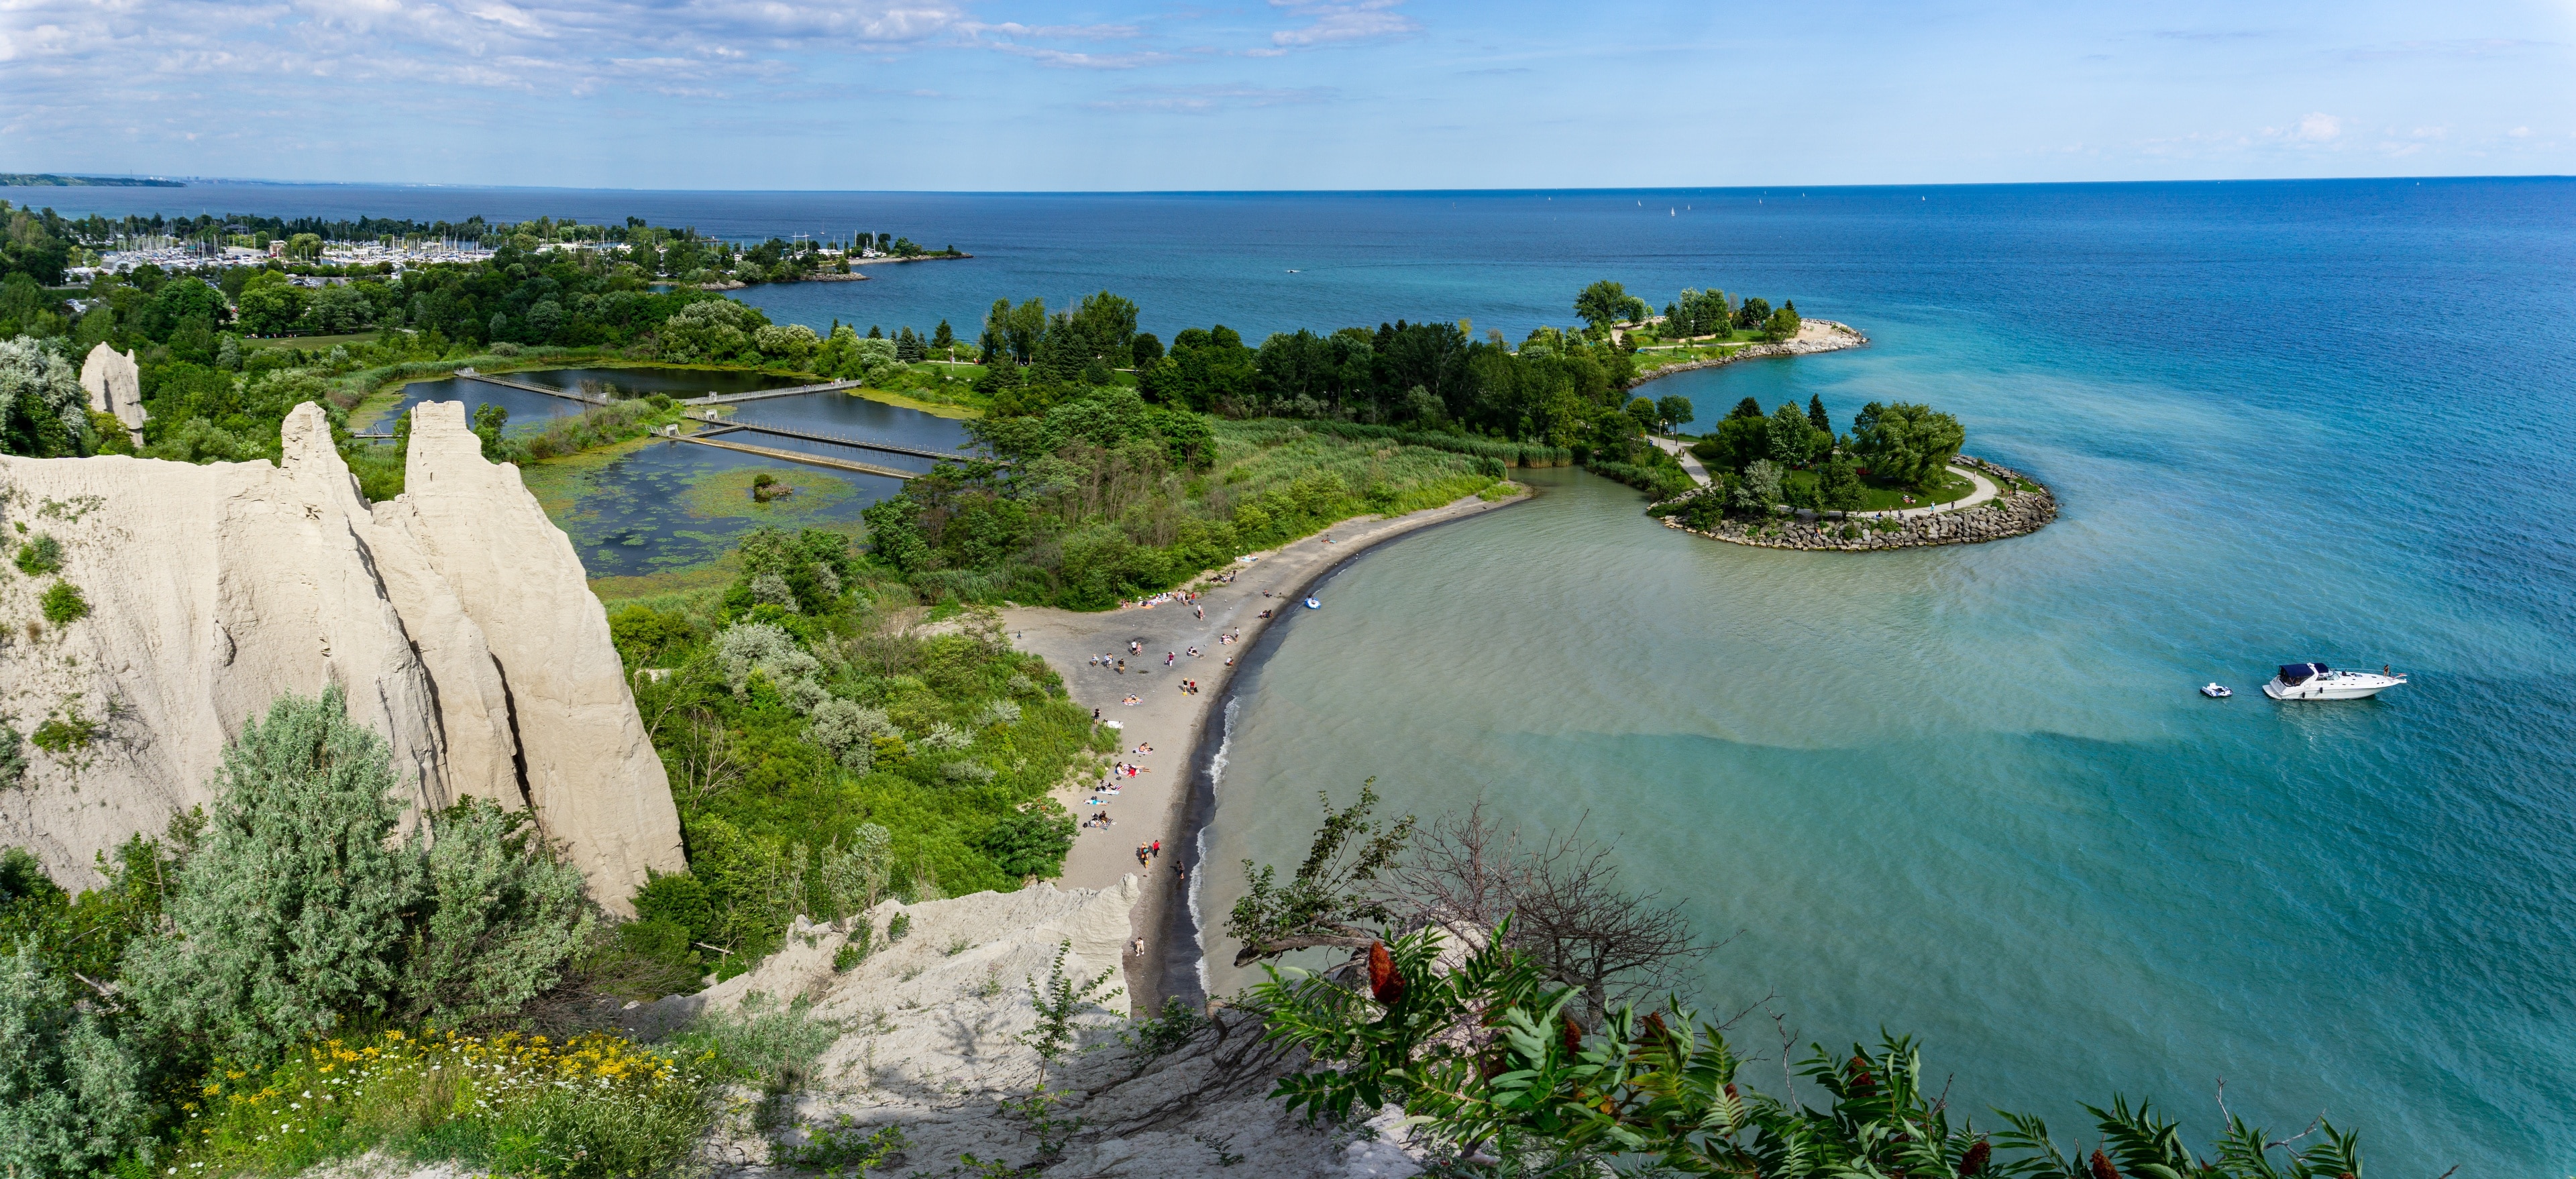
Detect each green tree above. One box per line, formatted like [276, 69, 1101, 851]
[1656, 395, 1693, 433]
[0, 943, 146, 1179]
[1734, 459, 1783, 514]
[981, 809, 1077, 881]
[1762, 302, 1803, 343]
[930, 319, 956, 354]
[1818, 454, 1865, 511]
[1625, 397, 1659, 434]
[121, 687, 591, 1064]
[1807, 394, 1831, 439]
[472, 402, 510, 461]
[0, 337, 93, 458]
[1767, 402, 1818, 465]
[1851, 401, 1966, 490]
[121, 687, 421, 1064]
[1573, 280, 1648, 331]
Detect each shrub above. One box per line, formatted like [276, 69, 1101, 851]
[402, 797, 596, 1025]
[0, 944, 147, 1179]
[39, 581, 86, 625]
[123, 689, 594, 1066]
[27, 712, 96, 754]
[886, 913, 912, 942]
[667, 993, 840, 1096]
[12, 534, 61, 575]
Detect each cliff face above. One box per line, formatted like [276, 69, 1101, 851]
[0, 400, 682, 913]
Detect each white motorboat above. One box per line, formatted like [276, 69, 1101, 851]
[2201, 683, 2233, 698]
[2261, 663, 2406, 701]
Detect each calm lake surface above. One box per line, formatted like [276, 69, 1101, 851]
[378, 368, 967, 577]
[33, 179, 2576, 1173]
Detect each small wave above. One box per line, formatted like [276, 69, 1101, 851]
[1188, 695, 1237, 997]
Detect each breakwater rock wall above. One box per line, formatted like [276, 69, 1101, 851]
[0, 401, 683, 911]
[1662, 457, 2058, 551]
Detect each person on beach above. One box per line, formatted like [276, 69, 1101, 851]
[1131, 640, 1142, 655]
[1091, 708, 1101, 721]
[1195, 605, 1205, 620]
[1152, 839, 1162, 857]
[1165, 651, 1175, 667]
[1226, 657, 1235, 667]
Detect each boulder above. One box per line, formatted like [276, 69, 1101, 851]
[0, 400, 682, 912]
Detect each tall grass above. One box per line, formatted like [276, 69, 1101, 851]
[168, 1029, 716, 1179]
[1228, 418, 1573, 467]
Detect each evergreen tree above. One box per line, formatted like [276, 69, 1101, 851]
[121, 687, 422, 1064]
[1818, 454, 1865, 510]
[1731, 396, 1764, 420]
[867, 324, 882, 339]
[931, 319, 955, 352]
[1808, 395, 1831, 439]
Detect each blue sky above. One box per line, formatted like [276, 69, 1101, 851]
[3, 0, 2570, 188]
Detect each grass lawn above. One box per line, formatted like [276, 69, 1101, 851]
[245, 331, 382, 351]
[1782, 466, 1978, 512]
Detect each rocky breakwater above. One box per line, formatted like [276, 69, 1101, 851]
[1660, 457, 2057, 551]
[0, 400, 683, 912]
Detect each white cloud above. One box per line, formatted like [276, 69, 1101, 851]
[1089, 84, 1335, 112]
[1266, 0, 1415, 50]
[991, 44, 1175, 69]
[2292, 111, 2341, 142]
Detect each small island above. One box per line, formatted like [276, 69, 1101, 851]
[1646, 397, 2057, 550]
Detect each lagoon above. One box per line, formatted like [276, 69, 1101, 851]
[376, 368, 969, 581]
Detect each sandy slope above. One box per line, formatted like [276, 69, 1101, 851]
[1001, 486, 1531, 1011]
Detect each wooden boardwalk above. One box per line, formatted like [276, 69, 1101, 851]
[671, 432, 918, 480]
[695, 420, 964, 461]
[454, 368, 607, 404]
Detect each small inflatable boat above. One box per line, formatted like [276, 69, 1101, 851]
[2201, 683, 2233, 699]
[1304, 597, 1321, 610]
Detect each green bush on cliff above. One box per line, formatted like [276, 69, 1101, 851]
[121, 687, 594, 1066]
[608, 526, 1110, 986]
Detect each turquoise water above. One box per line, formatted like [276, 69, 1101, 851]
[1191, 184, 2576, 1179]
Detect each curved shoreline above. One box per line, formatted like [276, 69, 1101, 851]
[1000, 488, 1536, 1012]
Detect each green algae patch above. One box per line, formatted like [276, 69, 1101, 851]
[681, 465, 858, 521]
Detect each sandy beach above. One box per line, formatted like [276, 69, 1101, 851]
[1001, 486, 1531, 1011]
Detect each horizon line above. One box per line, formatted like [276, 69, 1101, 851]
[5, 173, 2571, 199]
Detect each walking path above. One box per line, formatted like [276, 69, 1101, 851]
[1648, 435, 2000, 520]
[1000, 488, 1531, 1013]
[1648, 436, 1713, 486]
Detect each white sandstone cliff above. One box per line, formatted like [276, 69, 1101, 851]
[0, 400, 682, 912]
[78, 343, 146, 444]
